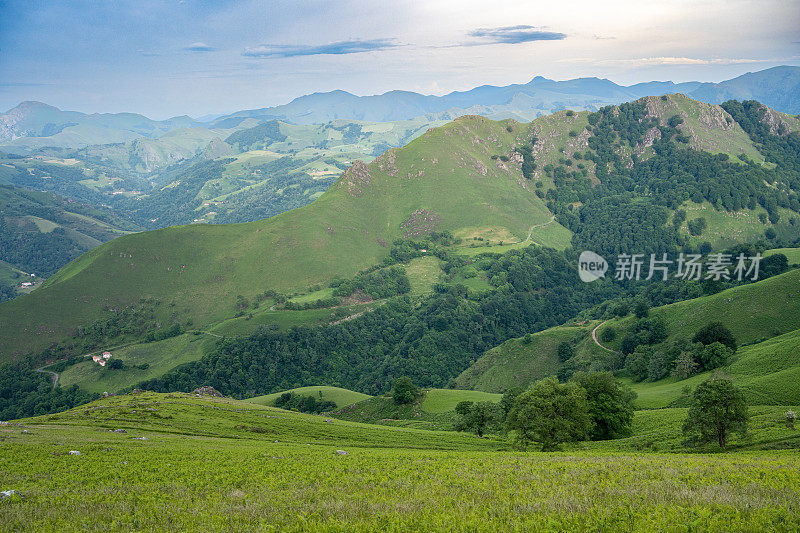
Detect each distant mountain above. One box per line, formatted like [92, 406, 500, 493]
[688, 66, 800, 114]
[0, 101, 199, 149]
[3, 66, 797, 153]
[210, 66, 800, 126]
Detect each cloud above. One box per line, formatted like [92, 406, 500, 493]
[584, 57, 786, 67]
[184, 42, 215, 52]
[468, 25, 566, 44]
[242, 39, 397, 58]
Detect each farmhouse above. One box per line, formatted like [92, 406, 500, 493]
[92, 355, 107, 366]
[102, 351, 112, 359]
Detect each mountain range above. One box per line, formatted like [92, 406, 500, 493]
[2, 66, 799, 153]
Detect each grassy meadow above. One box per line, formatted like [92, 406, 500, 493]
[1, 392, 799, 531]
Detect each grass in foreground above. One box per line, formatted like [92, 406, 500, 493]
[1, 393, 799, 531]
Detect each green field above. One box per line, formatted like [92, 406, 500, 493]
[766, 246, 800, 265]
[57, 333, 217, 394]
[2, 392, 799, 531]
[420, 388, 502, 413]
[248, 386, 371, 408]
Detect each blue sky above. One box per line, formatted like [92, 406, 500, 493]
[1, 0, 798, 119]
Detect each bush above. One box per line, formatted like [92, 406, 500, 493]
[557, 342, 575, 362]
[599, 327, 616, 343]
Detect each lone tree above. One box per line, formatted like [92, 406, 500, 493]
[570, 371, 636, 440]
[682, 376, 749, 448]
[391, 376, 419, 405]
[454, 401, 502, 437]
[505, 377, 591, 451]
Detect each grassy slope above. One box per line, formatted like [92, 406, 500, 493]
[766, 246, 800, 265]
[57, 333, 218, 394]
[599, 269, 800, 348]
[459, 270, 800, 404]
[420, 388, 502, 413]
[248, 386, 371, 408]
[455, 323, 610, 393]
[2, 392, 799, 530]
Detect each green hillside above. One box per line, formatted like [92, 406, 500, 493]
[3, 94, 800, 393]
[455, 324, 609, 392]
[0, 113, 558, 359]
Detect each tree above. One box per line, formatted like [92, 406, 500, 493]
[696, 341, 734, 371]
[107, 359, 123, 370]
[625, 345, 651, 382]
[391, 376, 419, 405]
[570, 372, 636, 440]
[500, 387, 523, 418]
[505, 378, 591, 451]
[682, 376, 749, 448]
[634, 300, 650, 319]
[692, 322, 737, 352]
[455, 401, 502, 437]
[672, 350, 699, 379]
[599, 327, 616, 343]
[557, 342, 575, 362]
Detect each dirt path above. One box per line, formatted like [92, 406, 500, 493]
[524, 214, 556, 244]
[35, 366, 59, 389]
[591, 320, 616, 352]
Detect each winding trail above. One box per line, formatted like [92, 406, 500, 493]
[35, 366, 59, 389]
[523, 214, 556, 245]
[591, 320, 617, 353]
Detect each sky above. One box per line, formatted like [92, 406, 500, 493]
[0, 0, 798, 119]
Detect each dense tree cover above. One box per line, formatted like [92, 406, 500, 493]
[682, 376, 749, 448]
[721, 100, 800, 171]
[273, 391, 336, 414]
[331, 266, 411, 299]
[505, 377, 591, 451]
[549, 100, 800, 257]
[454, 400, 502, 437]
[224, 120, 286, 151]
[0, 364, 99, 421]
[620, 320, 738, 383]
[138, 247, 627, 397]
